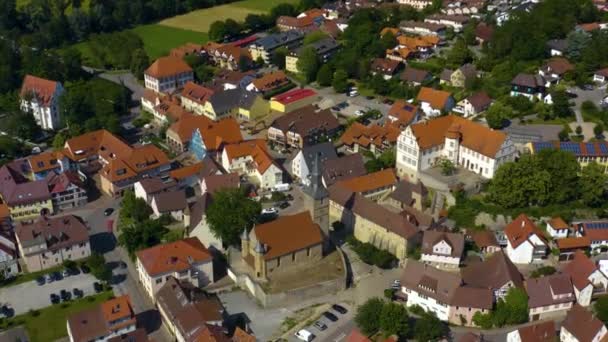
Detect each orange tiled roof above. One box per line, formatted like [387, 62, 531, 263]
[170, 162, 204, 180]
[20, 75, 59, 107]
[145, 56, 192, 79]
[556, 237, 591, 250]
[397, 35, 437, 50]
[0, 203, 9, 220]
[224, 139, 275, 174]
[254, 212, 323, 260]
[181, 82, 215, 105]
[388, 100, 418, 125]
[380, 27, 401, 37]
[504, 214, 547, 249]
[168, 113, 213, 142]
[548, 217, 568, 230]
[136, 237, 212, 277]
[28, 151, 62, 173]
[252, 71, 289, 92]
[336, 168, 397, 194]
[416, 87, 452, 110]
[341, 122, 401, 148]
[100, 295, 134, 323]
[410, 115, 507, 157]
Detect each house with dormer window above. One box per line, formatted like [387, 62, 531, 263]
[421, 231, 465, 268]
[504, 214, 548, 264]
[526, 273, 575, 321]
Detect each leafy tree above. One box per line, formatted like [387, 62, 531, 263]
[530, 266, 556, 278]
[270, 3, 297, 20]
[303, 31, 329, 45]
[0, 135, 25, 165]
[297, 46, 320, 83]
[379, 302, 410, 338]
[119, 190, 153, 227]
[566, 30, 592, 61]
[485, 102, 511, 129]
[559, 127, 570, 141]
[446, 37, 473, 67]
[493, 287, 529, 327]
[580, 162, 608, 207]
[595, 123, 604, 137]
[209, 20, 227, 42]
[87, 253, 112, 282]
[118, 218, 168, 257]
[4, 111, 41, 140]
[414, 312, 446, 342]
[52, 131, 69, 150]
[316, 64, 333, 86]
[551, 90, 573, 118]
[332, 69, 349, 93]
[576, 125, 583, 135]
[195, 65, 215, 82]
[439, 158, 456, 176]
[271, 47, 289, 69]
[354, 297, 384, 335]
[380, 31, 397, 51]
[244, 14, 269, 32]
[536, 149, 580, 204]
[472, 311, 494, 329]
[206, 188, 261, 247]
[130, 48, 149, 80]
[595, 295, 608, 324]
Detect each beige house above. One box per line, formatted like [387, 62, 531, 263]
[526, 274, 575, 321]
[221, 140, 284, 190]
[15, 213, 91, 272]
[135, 238, 214, 300]
[241, 212, 324, 280]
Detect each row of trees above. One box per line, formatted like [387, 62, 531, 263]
[487, 149, 608, 208]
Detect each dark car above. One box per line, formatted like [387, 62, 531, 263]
[94, 282, 103, 293]
[50, 293, 60, 304]
[286, 194, 294, 201]
[60, 289, 71, 301]
[36, 276, 45, 286]
[322, 311, 339, 322]
[279, 201, 290, 209]
[313, 321, 327, 331]
[332, 304, 348, 314]
[331, 106, 341, 112]
[1, 306, 12, 317]
[366, 95, 375, 100]
[80, 265, 90, 274]
[581, 84, 594, 91]
[383, 98, 394, 105]
[52, 271, 62, 281]
[73, 288, 83, 298]
[120, 261, 127, 269]
[338, 102, 349, 109]
[104, 208, 114, 216]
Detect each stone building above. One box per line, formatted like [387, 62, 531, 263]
[302, 153, 330, 237]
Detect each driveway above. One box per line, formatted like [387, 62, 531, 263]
[314, 87, 391, 123]
[568, 85, 607, 124]
[0, 273, 97, 315]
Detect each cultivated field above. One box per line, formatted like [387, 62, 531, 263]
[159, 0, 299, 32]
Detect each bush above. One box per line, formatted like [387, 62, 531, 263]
[348, 237, 397, 268]
[384, 288, 395, 300]
[530, 266, 556, 278]
[408, 304, 425, 316]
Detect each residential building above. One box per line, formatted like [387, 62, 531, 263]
[140, 89, 188, 123]
[504, 214, 548, 264]
[150, 190, 188, 221]
[136, 237, 214, 299]
[425, 14, 469, 32]
[506, 321, 557, 342]
[27, 150, 69, 180]
[420, 231, 465, 268]
[186, 193, 223, 252]
[248, 30, 304, 64]
[416, 87, 455, 117]
[556, 237, 591, 261]
[156, 277, 225, 342]
[291, 142, 338, 186]
[470, 231, 501, 254]
[562, 250, 608, 306]
[547, 39, 568, 56]
[527, 141, 608, 172]
[268, 106, 340, 149]
[328, 185, 421, 261]
[400, 21, 446, 36]
[180, 82, 215, 115]
[63, 130, 171, 197]
[221, 140, 284, 189]
[560, 304, 608, 342]
[19, 75, 64, 130]
[396, 35, 439, 58]
[0, 229, 18, 278]
[47, 171, 88, 211]
[107, 329, 151, 342]
[510, 73, 552, 103]
[340, 122, 401, 156]
[461, 251, 524, 300]
[285, 38, 339, 73]
[396, 115, 517, 181]
[269, 88, 319, 113]
[200, 173, 240, 195]
[166, 114, 242, 154]
[382, 180, 428, 212]
[401, 67, 432, 86]
[169, 43, 203, 59]
[210, 44, 252, 71]
[574, 220, 608, 251]
[538, 57, 574, 84]
[370, 58, 402, 80]
[546, 217, 569, 238]
[0, 164, 51, 221]
[442, 0, 484, 15]
[385, 46, 412, 63]
[594, 68, 608, 83]
[134, 177, 177, 204]
[171, 159, 221, 188]
[144, 56, 194, 94]
[396, 0, 433, 10]
[246, 71, 292, 94]
[206, 69, 256, 91]
[400, 260, 493, 325]
[335, 169, 398, 201]
[322, 153, 367, 187]
[439, 64, 477, 88]
[200, 88, 266, 120]
[241, 211, 324, 279]
[67, 295, 137, 342]
[15, 213, 91, 272]
[475, 22, 494, 44]
[454, 92, 492, 117]
[387, 100, 419, 128]
[526, 273, 575, 321]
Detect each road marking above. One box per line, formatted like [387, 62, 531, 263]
[334, 332, 346, 341]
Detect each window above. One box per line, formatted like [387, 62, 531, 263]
[155, 278, 162, 284]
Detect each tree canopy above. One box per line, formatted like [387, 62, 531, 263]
[206, 188, 261, 247]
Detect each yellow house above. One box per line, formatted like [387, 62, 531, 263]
[286, 54, 300, 73]
[527, 141, 608, 171]
[0, 164, 54, 222]
[180, 82, 214, 115]
[237, 93, 270, 121]
[8, 199, 53, 222]
[270, 88, 318, 113]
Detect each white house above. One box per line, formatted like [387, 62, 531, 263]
[504, 214, 548, 264]
[150, 190, 188, 222]
[135, 238, 214, 300]
[396, 0, 433, 10]
[0, 232, 18, 279]
[221, 140, 284, 190]
[144, 56, 194, 94]
[526, 273, 575, 321]
[546, 217, 569, 239]
[186, 194, 224, 252]
[20, 75, 64, 130]
[506, 321, 556, 342]
[562, 251, 608, 307]
[291, 142, 337, 186]
[420, 231, 464, 268]
[574, 220, 608, 251]
[594, 68, 608, 83]
[453, 92, 492, 118]
[67, 295, 137, 342]
[396, 115, 517, 182]
[133, 177, 177, 204]
[560, 304, 608, 342]
[416, 87, 455, 117]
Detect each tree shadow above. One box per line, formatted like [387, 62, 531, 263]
[90, 232, 116, 254]
[136, 309, 163, 334]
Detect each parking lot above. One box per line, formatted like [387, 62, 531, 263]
[0, 272, 98, 316]
[287, 303, 354, 342]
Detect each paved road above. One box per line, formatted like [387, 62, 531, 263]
[314, 86, 392, 124]
[287, 304, 354, 342]
[568, 84, 606, 124]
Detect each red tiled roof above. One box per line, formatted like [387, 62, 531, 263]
[136, 238, 212, 277]
[224, 140, 276, 174]
[562, 250, 598, 290]
[145, 56, 192, 79]
[20, 75, 59, 107]
[504, 214, 547, 249]
[416, 87, 452, 110]
[253, 212, 323, 260]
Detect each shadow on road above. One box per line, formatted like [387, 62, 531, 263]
[110, 274, 127, 285]
[137, 309, 163, 334]
[225, 312, 251, 336]
[90, 232, 116, 254]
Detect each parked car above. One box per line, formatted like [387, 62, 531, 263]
[73, 288, 83, 298]
[391, 279, 401, 289]
[581, 84, 594, 90]
[80, 265, 90, 274]
[45, 274, 54, 283]
[295, 329, 315, 342]
[36, 276, 45, 286]
[313, 321, 327, 331]
[1, 305, 12, 317]
[50, 293, 60, 304]
[261, 207, 278, 215]
[60, 289, 71, 301]
[337, 102, 349, 109]
[354, 110, 365, 117]
[62, 269, 71, 278]
[322, 311, 339, 322]
[52, 272, 62, 281]
[278, 201, 290, 209]
[93, 282, 103, 293]
[104, 208, 114, 216]
[332, 304, 348, 314]
[331, 106, 341, 112]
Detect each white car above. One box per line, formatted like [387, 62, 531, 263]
[295, 329, 315, 342]
[261, 207, 278, 215]
[355, 110, 365, 117]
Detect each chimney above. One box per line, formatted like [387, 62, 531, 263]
[521, 220, 525, 228]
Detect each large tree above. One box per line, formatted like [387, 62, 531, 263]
[297, 46, 320, 83]
[580, 162, 608, 207]
[206, 188, 261, 247]
[271, 47, 289, 69]
[354, 297, 384, 335]
[595, 295, 608, 324]
[316, 64, 333, 86]
[414, 312, 446, 342]
[379, 302, 410, 338]
[535, 149, 580, 203]
[485, 102, 511, 129]
[130, 48, 150, 80]
[332, 69, 349, 93]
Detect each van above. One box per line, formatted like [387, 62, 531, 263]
[274, 183, 291, 192]
[295, 329, 315, 341]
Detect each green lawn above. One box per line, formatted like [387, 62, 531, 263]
[0, 291, 114, 342]
[132, 24, 208, 59]
[0, 264, 65, 289]
[234, 0, 300, 11]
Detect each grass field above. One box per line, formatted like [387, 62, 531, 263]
[132, 24, 209, 59]
[159, 0, 299, 32]
[0, 291, 114, 342]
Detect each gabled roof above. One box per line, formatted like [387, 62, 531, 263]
[136, 238, 212, 277]
[252, 30, 303, 51]
[465, 91, 492, 112]
[252, 71, 290, 92]
[461, 250, 524, 289]
[400, 260, 461, 304]
[562, 250, 599, 290]
[336, 168, 397, 194]
[511, 73, 546, 88]
[145, 56, 192, 79]
[548, 216, 568, 230]
[180, 82, 215, 105]
[370, 58, 400, 75]
[474, 22, 494, 41]
[541, 57, 574, 76]
[561, 304, 606, 342]
[504, 214, 547, 249]
[340, 122, 400, 149]
[202, 173, 240, 194]
[224, 139, 276, 174]
[525, 273, 573, 308]
[28, 151, 62, 173]
[471, 230, 499, 249]
[68, 295, 136, 342]
[322, 153, 367, 186]
[152, 190, 188, 213]
[421, 231, 465, 258]
[401, 67, 431, 83]
[271, 105, 340, 138]
[515, 321, 556, 342]
[388, 100, 418, 125]
[299, 142, 338, 172]
[416, 87, 452, 110]
[20, 75, 60, 107]
[16, 214, 88, 251]
[0, 165, 51, 206]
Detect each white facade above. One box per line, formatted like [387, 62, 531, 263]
[561, 324, 607, 342]
[421, 240, 461, 268]
[506, 234, 547, 264]
[67, 321, 136, 342]
[20, 83, 64, 131]
[133, 181, 153, 204]
[546, 222, 569, 238]
[291, 150, 311, 186]
[396, 125, 517, 181]
[150, 196, 184, 222]
[397, 0, 433, 9]
[144, 72, 193, 94]
[221, 149, 284, 190]
[402, 286, 450, 321]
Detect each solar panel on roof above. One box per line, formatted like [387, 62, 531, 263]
[601, 143, 608, 155]
[586, 143, 596, 155]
